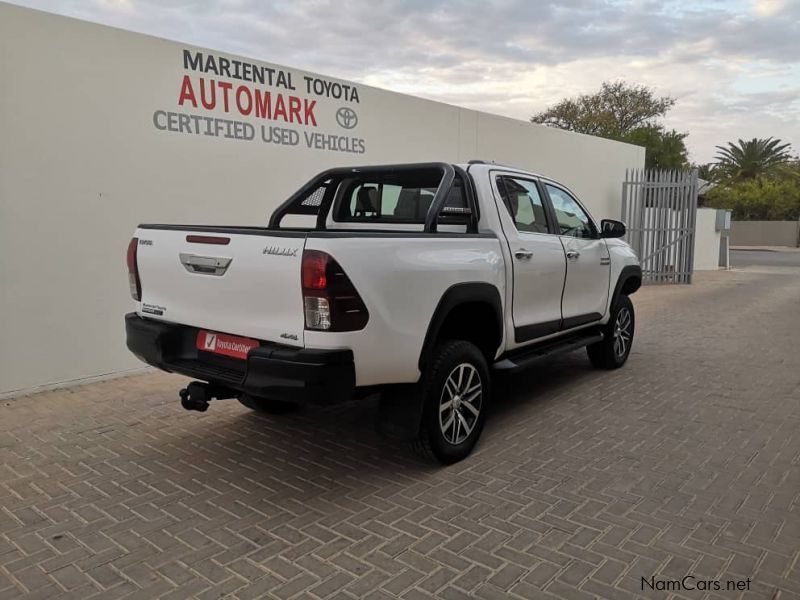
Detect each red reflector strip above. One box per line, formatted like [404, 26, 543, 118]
[196, 330, 259, 360]
[186, 235, 231, 245]
[127, 237, 141, 301]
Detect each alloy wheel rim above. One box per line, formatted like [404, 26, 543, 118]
[613, 307, 632, 358]
[439, 363, 482, 445]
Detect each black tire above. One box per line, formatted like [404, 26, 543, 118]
[587, 294, 635, 369]
[412, 340, 490, 464]
[238, 394, 298, 414]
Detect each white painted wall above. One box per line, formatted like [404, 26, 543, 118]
[693, 208, 722, 271]
[0, 3, 645, 396]
[730, 221, 800, 247]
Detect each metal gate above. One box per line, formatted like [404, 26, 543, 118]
[621, 168, 698, 284]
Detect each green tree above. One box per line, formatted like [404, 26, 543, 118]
[704, 177, 800, 220]
[531, 81, 675, 138]
[694, 163, 718, 181]
[621, 125, 688, 170]
[531, 81, 688, 169]
[713, 137, 792, 181]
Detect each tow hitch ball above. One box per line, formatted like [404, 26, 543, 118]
[179, 381, 233, 412]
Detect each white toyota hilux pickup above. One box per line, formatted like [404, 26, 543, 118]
[126, 162, 641, 463]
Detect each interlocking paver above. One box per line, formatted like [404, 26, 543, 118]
[1, 269, 799, 599]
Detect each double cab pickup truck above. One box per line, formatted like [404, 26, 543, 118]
[126, 162, 641, 463]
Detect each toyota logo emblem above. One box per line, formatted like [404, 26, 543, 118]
[336, 107, 358, 129]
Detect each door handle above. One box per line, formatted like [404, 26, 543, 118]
[566, 250, 580, 261]
[514, 249, 533, 261]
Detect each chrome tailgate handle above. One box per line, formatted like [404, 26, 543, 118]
[179, 253, 232, 276]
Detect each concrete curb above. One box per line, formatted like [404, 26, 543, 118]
[730, 246, 800, 253]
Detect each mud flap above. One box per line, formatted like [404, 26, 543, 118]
[377, 383, 425, 441]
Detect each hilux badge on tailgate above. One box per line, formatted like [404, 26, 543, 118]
[263, 246, 298, 257]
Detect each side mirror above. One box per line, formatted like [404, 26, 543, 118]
[600, 219, 626, 238]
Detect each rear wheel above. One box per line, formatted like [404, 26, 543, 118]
[412, 340, 490, 464]
[587, 294, 635, 369]
[238, 394, 298, 414]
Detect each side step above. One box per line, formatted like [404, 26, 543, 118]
[493, 328, 604, 371]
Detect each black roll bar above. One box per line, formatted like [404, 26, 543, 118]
[268, 162, 459, 233]
[422, 164, 456, 233]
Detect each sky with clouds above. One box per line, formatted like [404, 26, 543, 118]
[9, 0, 799, 163]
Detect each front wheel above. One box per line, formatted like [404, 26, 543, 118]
[587, 294, 635, 369]
[412, 340, 490, 464]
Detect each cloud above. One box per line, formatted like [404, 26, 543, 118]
[752, 0, 786, 17]
[7, 0, 800, 162]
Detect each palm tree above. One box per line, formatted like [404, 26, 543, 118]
[695, 163, 717, 182]
[714, 137, 792, 181]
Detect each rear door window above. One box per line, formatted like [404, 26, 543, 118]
[496, 176, 551, 234]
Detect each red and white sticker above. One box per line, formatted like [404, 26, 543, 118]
[196, 330, 259, 360]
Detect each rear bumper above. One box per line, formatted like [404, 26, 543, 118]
[125, 313, 355, 404]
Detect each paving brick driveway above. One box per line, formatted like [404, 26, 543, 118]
[1, 269, 798, 600]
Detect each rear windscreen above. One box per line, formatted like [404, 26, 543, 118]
[332, 169, 466, 224]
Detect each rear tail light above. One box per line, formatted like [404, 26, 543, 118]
[126, 237, 142, 301]
[304, 296, 331, 330]
[301, 250, 368, 331]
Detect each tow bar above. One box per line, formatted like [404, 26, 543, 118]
[179, 381, 235, 412]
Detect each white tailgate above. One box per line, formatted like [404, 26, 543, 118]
[134, 228, 306, 347]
